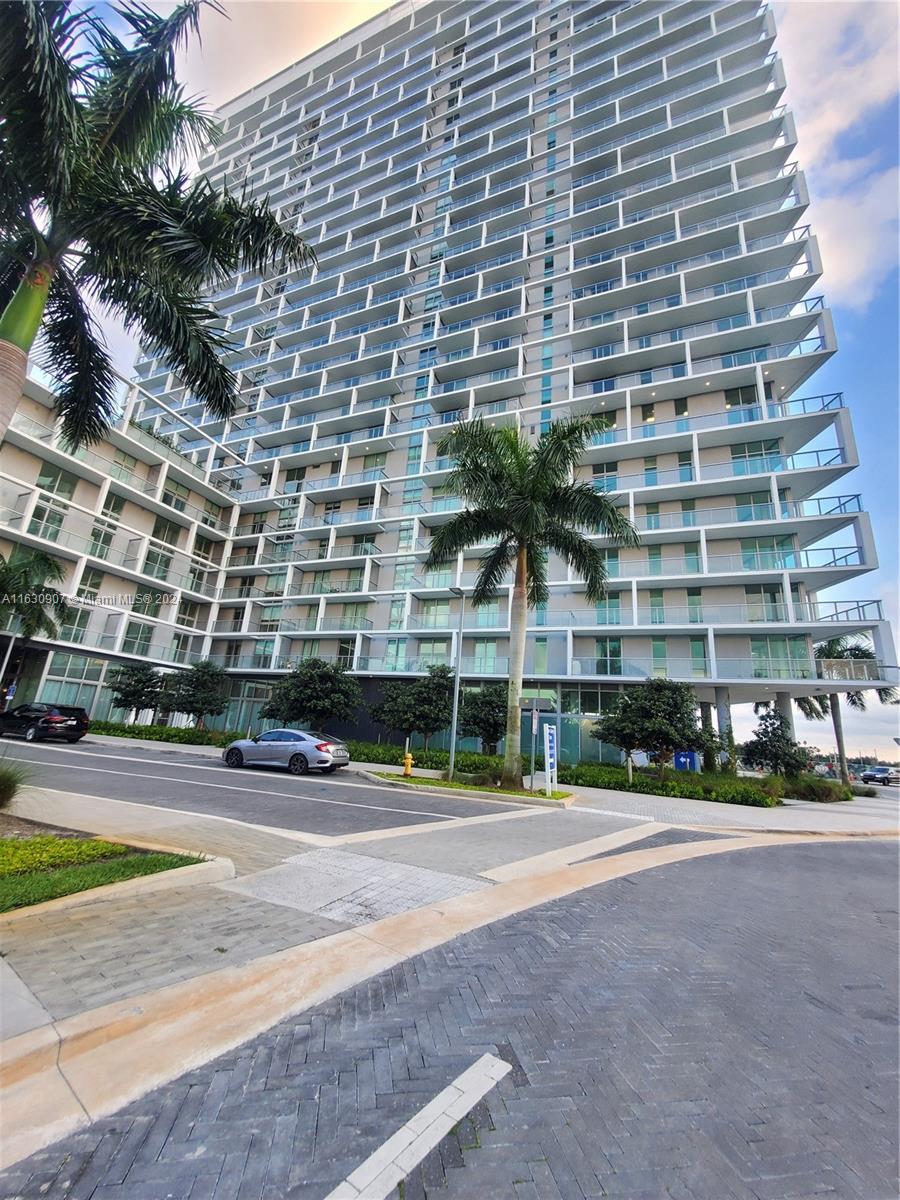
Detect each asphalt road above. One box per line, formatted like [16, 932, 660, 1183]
[2, 739, 519, 836]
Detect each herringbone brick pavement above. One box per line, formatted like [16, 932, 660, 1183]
[1, 840, 896, 1200]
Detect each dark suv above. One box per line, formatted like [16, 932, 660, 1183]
[0, 703, 90, 743]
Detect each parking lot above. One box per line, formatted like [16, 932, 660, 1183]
[2, 739, 520, 837]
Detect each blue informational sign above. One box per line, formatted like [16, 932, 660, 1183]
[543, 723, 558, 796]
[674, 750, 698, 772]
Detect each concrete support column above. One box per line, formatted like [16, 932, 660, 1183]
[775, 691, 795, 739]
[714, 686, 731, 735]
[714, 685, 732, 769]
[700, 701, 716, 773]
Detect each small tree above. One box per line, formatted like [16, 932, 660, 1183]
[261, 658, 362, 730]
[371, 665, 454, 749]
[740, 709, 810, 777]
[166, 660, 229, 730]
[592, 678, 707, 780]
[106, 663, 164, 723]
[460, 684, 508, 755]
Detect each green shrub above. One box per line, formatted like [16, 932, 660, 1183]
[851, 783, 877, 797]
[0, 850, 200, 912]
[0, 758, 27, 809]
[344, 740, 503, 775]
[0, 835, 130, 877]
[783, 775, 853, 803]
[88, 720, 244, 747]
[556, 762, 777, 807]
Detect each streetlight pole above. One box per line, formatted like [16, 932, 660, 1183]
[447, 586, 466, 781]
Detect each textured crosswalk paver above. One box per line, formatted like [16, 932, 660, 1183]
[217, 848, 490, 925]
[1, 840, 896, 1200]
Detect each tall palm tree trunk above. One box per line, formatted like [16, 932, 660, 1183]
[828, 692, 850, 786]
[0, 341, 29, 445]
[501, 548, 528, 790]
[0, 263, 53, 441]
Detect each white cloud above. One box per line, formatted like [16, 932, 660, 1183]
[774, 0, 900, 311]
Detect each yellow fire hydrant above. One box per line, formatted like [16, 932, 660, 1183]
[402, 751, 414, 777]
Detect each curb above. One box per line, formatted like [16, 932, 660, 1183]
[0, 829, 839, 1170]
[355, 769, 576, 808]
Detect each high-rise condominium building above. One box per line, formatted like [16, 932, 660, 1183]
[1, 0, 894, 757]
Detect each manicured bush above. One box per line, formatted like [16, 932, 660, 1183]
[88, 721, 244, 747]
[851, 783, 877, 797]
[783, 775, 853, 803]
[0, 835, 130, 876]
[556, 762, 778, 807]
[0, 850, 200, 912]
[344, 740, 503, 775]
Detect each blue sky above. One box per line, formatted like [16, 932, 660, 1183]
[101, 1, 900, 756]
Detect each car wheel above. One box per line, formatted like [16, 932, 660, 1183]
[321, 764, 338, 774]
[66, 737, 82, 744]
[24, 725, 41, 742]
[288, 753, 308, 775]
[225, 748, 244, 768]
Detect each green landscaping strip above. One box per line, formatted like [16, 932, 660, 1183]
[373, 773, 569, 801]
[0, 835, 131, 877]
[0, 850, 201, 913]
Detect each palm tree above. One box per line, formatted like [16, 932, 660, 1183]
[796, 636, 898, 786]
[0, 550, 72, 707]
[0, 1, 314, 447]
[425, 416, 639, 790]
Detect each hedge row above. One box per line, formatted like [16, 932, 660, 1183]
[88, 721, 244, 747]
[345, 740, 503, 775]
[555, 762, 781, 807]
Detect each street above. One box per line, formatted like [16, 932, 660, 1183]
[2, 740, 519, 836]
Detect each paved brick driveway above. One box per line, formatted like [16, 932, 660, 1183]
[2, 840, 896, 1200]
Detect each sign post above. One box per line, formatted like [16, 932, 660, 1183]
[521, 698, 554, 791]
[543, 722, 558, 798]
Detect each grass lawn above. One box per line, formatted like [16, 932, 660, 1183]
[374, 772, 570, 801]
[0, 835, 201, 913]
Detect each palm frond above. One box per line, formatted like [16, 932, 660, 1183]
[37, 266, 118, 446]
[77, 170, 313, 294]
[470, 538, 517, 607]
[0, 1, 88, 204]
[438, 420, 524, 510]
[90, 270, 237, 422]
[529, 415, 606, 486]
[0, 237, 32, 315]
[544, 481, 640, 547]
[87, 0, 214, 164]
[795, 695, 827, 720]
[525, 545, 549, 609]
[544, 523, 610, 604]
[215, 185, 316, 277]
[128, 86, 220, 164]
[425, 510, 506, 570]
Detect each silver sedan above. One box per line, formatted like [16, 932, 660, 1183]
[222, 729, 350, 775]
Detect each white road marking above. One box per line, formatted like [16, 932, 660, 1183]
[3, 756, 457, 822]
[324, 1054, 511, 1199]
[8, 742, 435, 799]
